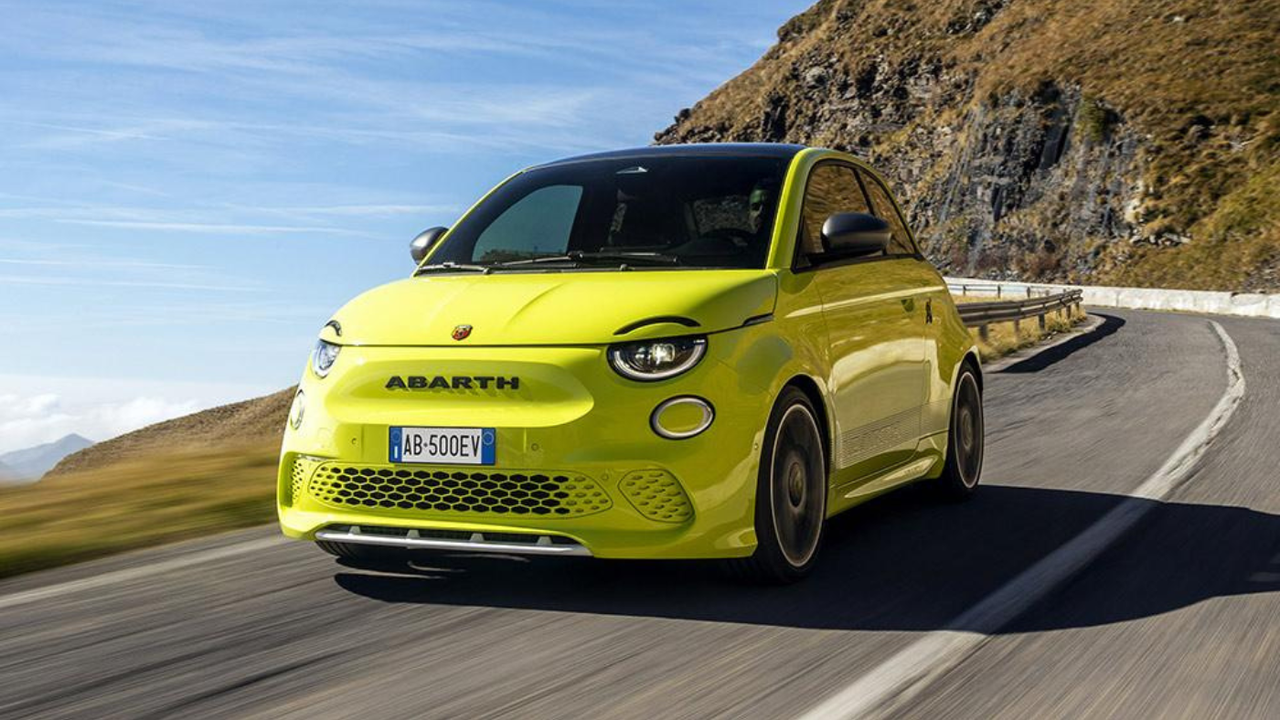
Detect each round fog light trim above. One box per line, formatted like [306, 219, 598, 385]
[289, 389, 306, 430]
[650, 396, 715, 440]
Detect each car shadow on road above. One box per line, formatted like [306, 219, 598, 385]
[333, 483, 1280, 633]
[1000, 312, 1126, 374]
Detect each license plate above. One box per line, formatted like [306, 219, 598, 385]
[389, 427, 496, 465]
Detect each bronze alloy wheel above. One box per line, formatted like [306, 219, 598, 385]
[932, 365, 985, 500]
[954, 372, 984, 488]
[726, 387, 828, 583]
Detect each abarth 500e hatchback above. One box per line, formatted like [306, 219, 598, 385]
[278, 143, 983, 582]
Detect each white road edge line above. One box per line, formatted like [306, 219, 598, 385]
[798, 320, 1246, 720]
[0, 536, 287, 611]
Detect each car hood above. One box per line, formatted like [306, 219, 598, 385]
[325, 270, 777, 346]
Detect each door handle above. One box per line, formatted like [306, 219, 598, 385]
[925, 299, 934, 324]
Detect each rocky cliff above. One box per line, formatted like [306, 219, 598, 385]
[656, 0, 1279, 290]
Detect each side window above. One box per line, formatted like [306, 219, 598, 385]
[798, 163, 874, 264]
[857, 170, 917, 256]
[473, 184, 582, 263]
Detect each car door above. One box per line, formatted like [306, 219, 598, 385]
[796, 162, 929, 490]
[856, 167, 953, 446]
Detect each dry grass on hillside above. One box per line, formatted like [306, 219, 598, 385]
[0, 442, 279, 579]
[3, 387, 296, 577]
[971, 311, 1081, 361]
[952, 295, 1085, 360]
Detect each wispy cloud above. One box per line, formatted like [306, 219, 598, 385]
[55, 219, 366, 236]
[0, 374, 280, 455]
[0, 0, 806, 413]
[0, 0, 778, 157]
[239, 203, 463, 219]
[0, 389, 204, 455]
[0, 257, 207, 270]
[0, 200, 446, 227]
[0, 275, 265, 292]
[9, 118, 219, 150]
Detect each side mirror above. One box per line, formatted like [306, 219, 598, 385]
[821, 213, 889, 258]
[410, 227, 448, 263]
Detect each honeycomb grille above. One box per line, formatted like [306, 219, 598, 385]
[286, 456, 323, 507]
[619, 470, 693, 523]
[305, 464, 611, 518]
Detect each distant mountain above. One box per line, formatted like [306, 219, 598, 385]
[0, 434, 95, 481]
[48, 388, 293, 478]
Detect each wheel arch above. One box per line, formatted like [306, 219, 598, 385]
[961, 349, 983, 391]
[780, 374, 832, 478]
[940, 348, 983, 442]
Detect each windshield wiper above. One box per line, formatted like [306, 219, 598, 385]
[497, 250, 681, 268]
[415, 261, 493, 275]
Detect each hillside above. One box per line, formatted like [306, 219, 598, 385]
[48, 388, 294, 477]
[1, 390, 291, 577]
[656, 0, 1280, 291]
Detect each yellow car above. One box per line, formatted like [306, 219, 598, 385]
[278, 144, 983, 582]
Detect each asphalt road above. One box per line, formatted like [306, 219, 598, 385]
[2, 308, 1277, 719]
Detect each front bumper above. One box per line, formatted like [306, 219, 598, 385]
[277, 336, 774, 559]
[314, 525, 593, 556]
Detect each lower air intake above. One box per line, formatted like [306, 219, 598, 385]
[618, 470, 693, 523]
[305, 464, 611, 518]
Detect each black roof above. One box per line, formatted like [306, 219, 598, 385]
[537, 143, 807, 168]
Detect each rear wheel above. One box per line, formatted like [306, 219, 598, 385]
[316, 541, 410, 569]
[725, 387, 827, 584]
[932, 364, 984, 500]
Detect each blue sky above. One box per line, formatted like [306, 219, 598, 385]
[0, 0, 810, 452]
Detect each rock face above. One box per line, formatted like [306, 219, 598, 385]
[656, 0, 1279, 291]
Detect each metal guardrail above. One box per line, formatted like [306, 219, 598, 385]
[948, 281, 1054, 298]
[949, 275, 1280, 320]
[951, 286, 1085, 340]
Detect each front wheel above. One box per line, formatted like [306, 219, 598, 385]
[725, 387, 828, 584]
[931, 364, 984, 500]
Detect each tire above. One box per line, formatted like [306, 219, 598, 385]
[931, 364, 984, 500]
[725, 387, 828, 584]
[316, 541, 409, 569]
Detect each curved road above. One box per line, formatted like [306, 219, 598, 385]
[2, 308, 1277, 719]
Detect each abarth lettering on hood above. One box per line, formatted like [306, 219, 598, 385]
[385, 375, 521, 391]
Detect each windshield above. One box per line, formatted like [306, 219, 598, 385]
[423, 155, 788, 271]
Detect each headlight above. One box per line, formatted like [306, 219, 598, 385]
[311, 339, 340, 378]
[608, 336, 707, 381]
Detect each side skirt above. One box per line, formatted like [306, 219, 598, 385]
[825, 448, 943, 517]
